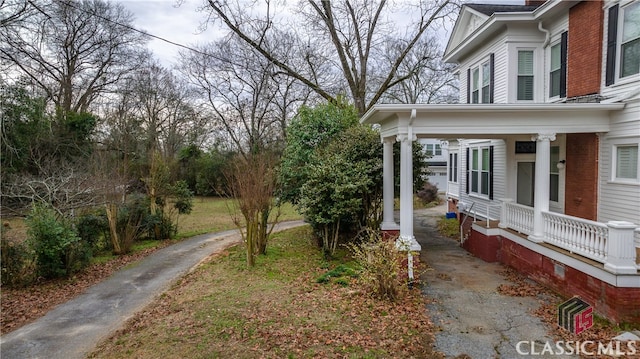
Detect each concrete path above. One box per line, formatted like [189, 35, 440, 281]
[415, 205, 574, 358]
[0, 221, 306, 359]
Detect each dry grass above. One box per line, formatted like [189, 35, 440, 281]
[89, 227, 441, 359]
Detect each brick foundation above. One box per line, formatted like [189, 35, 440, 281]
[463, 228, 640, 324]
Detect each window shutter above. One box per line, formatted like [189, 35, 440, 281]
[560, 32, 567, 97]
[489, 146, 494, 200]
[467, 68, 471, 104]
[489, 53, 495, 103]
[465, 147, 470, 193]
[606, 5, 619, 86]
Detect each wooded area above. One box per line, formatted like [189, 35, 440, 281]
[1, 0, 458, 278]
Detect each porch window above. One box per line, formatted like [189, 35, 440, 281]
[482, 61, 491, 103]
[468, 146, 493, 198]
[517, 50, 534, 100]
[550, 146, 560, 202]
[449, 152, 458, 183]
[615, 144, 639, 180]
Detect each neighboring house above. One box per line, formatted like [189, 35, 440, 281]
[362, 0, 640, 323]
[419, 138, 449, 192]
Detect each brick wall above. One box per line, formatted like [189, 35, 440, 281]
[565, 133, 598, 221]
[567, 1, 604, 98]
[525, 0, 546, 5]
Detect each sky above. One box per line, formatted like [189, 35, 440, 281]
[118, 0, 222, 67]
[119, 0, 525, 68]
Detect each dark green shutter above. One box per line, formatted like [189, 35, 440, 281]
[606, 5, 618, 86]
[489, 53, 495, 103]
[489, 146, 494, 200]
[467, 68, 471, 104]
[466, 147, 470, 193]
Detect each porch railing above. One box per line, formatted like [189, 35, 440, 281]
[542, 212, 608, 263]
[499, 199, 638, 273]
[500, 201, 534, 235]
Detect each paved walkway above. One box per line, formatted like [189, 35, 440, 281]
[0, 221, 306, 359]
[415, 204, 573, 358]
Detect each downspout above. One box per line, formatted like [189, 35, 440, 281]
[538, 21, 550, 48]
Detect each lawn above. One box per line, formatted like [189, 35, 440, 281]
[88, 226, 442, 359]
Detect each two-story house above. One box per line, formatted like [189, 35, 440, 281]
[362, 0, 640, 323]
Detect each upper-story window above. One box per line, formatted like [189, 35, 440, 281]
[620, 2, 640, 78]
[517, 50, 534, 100]
[467, 54, 494, 103]
[549, 32, 567, 98]
[606, 1, 640, 85]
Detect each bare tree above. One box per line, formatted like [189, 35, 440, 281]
[180, 37, 310, 155]
[203, 0, 458, 115]
[0, 0, 147, 114]
[380, 36, 458, 104]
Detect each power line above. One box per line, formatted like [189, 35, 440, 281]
[59, 0, 214, 59]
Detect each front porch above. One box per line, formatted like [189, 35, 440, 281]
[361, 103, 640, 324]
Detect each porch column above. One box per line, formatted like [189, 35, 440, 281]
[529, 132, 555, 242]
[397, 133, 421, 251]
[381, 137, 398, 230]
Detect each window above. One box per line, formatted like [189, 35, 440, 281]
[550, 146, 560, 202]
[468, 146, 492, 197]
[517, 50, 534, 100]
[425, 143, 441, 156]
[472, 68, 480, 103]
[615, 144, 639, 180]
[620, 2, 640, 78]
[482, 61, 491, 103]
[606, 2, 640, 85]
[448, 152, 458, 183]
[549, 32, 567, 98]
[467, 54, 494, 103]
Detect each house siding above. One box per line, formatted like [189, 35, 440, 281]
[598, 99, 640, 224]
[458, 31, 508, 104]
[544, 13, 569, 102]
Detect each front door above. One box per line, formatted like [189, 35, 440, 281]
[517, 161, 535, 206]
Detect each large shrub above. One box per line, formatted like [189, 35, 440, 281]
[26, 203, 88, 279]
[1, 236, 36, 286]
[298, 125, 382, 255]
[279, 99, 359, 205]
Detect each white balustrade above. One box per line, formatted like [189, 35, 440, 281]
[501, 200, 534, 235]
[542, 211, 608, 263]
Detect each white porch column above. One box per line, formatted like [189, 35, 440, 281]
[381, 137, 398, 230]
[529, 132, 555, 242]
[397, 133, 421, 251]
[604, 221, 638, 274]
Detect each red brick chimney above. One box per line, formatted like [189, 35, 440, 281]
[567, 1, 604, 98]
[525, 0, 546, 5]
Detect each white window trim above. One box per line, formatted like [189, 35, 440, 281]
[508, 45, 542, 102]
[614, 1, 640, 84]
[546, 35, 565, 102]
[449, 152, 459, 184]
[469, 146, 491, 199]
[470, 56, 492, 104]
[611, 142, 640, 184]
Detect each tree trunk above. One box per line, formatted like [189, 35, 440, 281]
[105, 203, 122, 254]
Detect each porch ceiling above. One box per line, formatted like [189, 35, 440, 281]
[361, 103, 626, 139]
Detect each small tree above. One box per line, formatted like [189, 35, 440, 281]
[226, 151, 280, 267]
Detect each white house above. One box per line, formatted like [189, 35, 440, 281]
[419, 138, 449, 192]
[362, 0, 640, 323]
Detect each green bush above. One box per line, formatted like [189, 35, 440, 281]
[76, 211, 109, 251]
[437, 217, 460, 240]
[26, 203, 85, 279]
[1, 236, 36, 286]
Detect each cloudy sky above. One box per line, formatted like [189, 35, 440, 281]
[118, 0, 221, 66]
[119, 0, 524, 67]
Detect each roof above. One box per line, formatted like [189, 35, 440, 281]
[465, 4, 541, 16]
